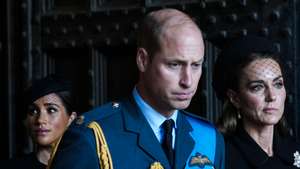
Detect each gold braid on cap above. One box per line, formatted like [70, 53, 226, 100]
[88, 121, 114, 169]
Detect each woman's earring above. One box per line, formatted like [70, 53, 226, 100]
[237, 111, 242, 119]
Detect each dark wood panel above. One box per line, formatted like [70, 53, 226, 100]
[0, 0, 8, 160]
[93, 0, 142, 10]
[46, 49, 92, 114]
[104, 46, 138, 101]
[53, 0, 90, 12]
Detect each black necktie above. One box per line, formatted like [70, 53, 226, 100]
[161, 119, 175, 167]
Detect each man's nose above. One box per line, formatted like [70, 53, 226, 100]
[179, 67, 192, 88]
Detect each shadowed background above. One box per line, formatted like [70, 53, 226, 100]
[1, 0, 299, 159]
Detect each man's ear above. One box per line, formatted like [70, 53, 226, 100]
[136, 48, 150, 72]
[227, 89, 241, 109]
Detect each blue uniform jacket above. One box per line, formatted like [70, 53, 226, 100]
[50, 97, 225, 169]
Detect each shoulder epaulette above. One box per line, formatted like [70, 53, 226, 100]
[75, 101, 122, 127]
[88, 121, 113, 169]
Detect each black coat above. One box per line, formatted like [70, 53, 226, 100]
[0, 152, 46, 169]
[224, 127, 300, 169]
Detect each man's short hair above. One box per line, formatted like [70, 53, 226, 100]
[137, 9, 199, 57]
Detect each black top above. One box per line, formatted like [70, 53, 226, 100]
[1, 152, 46, 169]
[225, 127, 300, 169]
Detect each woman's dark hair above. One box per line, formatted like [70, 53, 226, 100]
[25, 74, 77, 116]
[54, 90, 76, 115]
[212, 36, 290, 136]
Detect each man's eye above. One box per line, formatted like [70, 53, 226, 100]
[192, 63, 202, 69]
[168, 62, 180, 69]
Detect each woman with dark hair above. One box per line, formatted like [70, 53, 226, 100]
[212, 36, 300, 169]
[3, 75, 77, 169]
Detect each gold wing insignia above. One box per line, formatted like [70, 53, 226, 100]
[189, 152, 214, 168]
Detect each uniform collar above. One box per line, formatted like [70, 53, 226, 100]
[122, 91, 172, 168]
[132, 87, 178, 142]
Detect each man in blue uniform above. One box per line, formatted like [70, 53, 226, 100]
[49, 8, 224, 169]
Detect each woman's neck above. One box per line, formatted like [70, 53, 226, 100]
[36, 145, 52, 165]
[243, 122, 274, 156]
